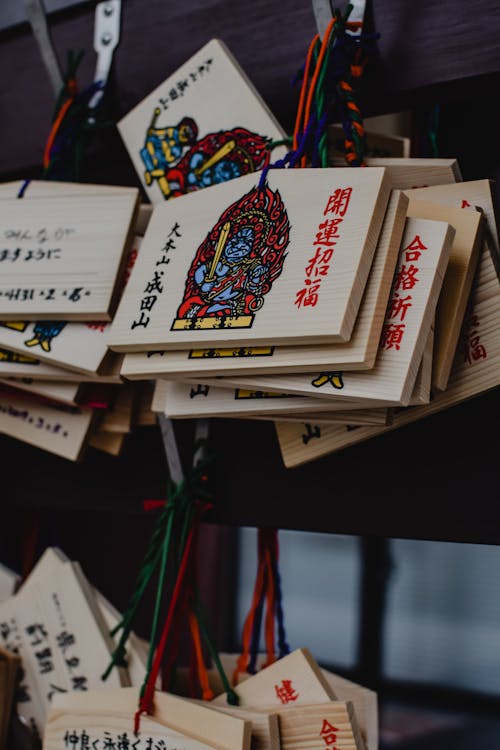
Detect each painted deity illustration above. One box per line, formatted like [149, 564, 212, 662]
[172, 183, 290, 330]
[140, 109, 272, 199]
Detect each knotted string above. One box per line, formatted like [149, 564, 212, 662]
[134, 498, 211, 733]
[115, 434, 236, 731]
[329, 9, 373, 166]
[42, 49, 113, 181]
[101, 493, 178, 679]
[261, 3, 378, 184]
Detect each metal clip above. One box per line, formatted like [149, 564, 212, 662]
[311, 0, 366, 38]
[87, 0, 121, 115]
[157, 413, 185, 485]
[192, 418, 210, 468]
[23, 0, 64, 97]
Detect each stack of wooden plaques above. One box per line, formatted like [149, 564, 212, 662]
[4, 36, 498, 470]
[0, 547, 149, 744]
[107, 154, 499, 473]
[271, 177, 499, 466]
[0, 36, 293, 462]
[0, 181, 159, 460]
[99, 37, 497, 468]
[42, 647, 377, 750]
[109, 37, 478, 443]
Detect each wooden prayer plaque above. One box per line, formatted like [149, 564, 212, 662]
[0, 550, 126, 740]
[0, 180, 139, 201]
[0, 319, 109, 375]
[212, 217, 455, 406]
[404, 178, 500, 268]
[404, 179, 498, 389]
[0, 352, 123, 383]
[216, 652, 376, 750]
[329, 157, 462, 189]
[154, 691, 251, 750]
[321, 668, 378, 750]
[189, 701, 280, 750]
[0, 392, 95, 460]
[48, 687, 251, 750]
[0, 596, 44, 740]
[120, 190, 408, 379]
[0, 379, 83, 406]
[0, 193, 139, 320]
[246, 408, 391, 426]
[99, 382, 137, 433]
[92, 591, 148, 689]
[88, 430, 126, 457]
[117, 38, 288, 204]
[404, 195, 484, 391]
[408, 325, 434, 405]
[44, 710, 238, 750]
[212, 647, 336, 708]
[0, 347, 55, 377]
[0, 238, 141, 374]
[274, 420, 374, 467]
[276, 702, 365, 750]
[135, 382, 157, 426]
[154, 380, 391, 419]
[108, 167, 392, 351]
[276, 235, 500, 466]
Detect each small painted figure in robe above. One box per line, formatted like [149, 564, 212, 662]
[24, 321, 67, 352]
[140, 108, 198, 196]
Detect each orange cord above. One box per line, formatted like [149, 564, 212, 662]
[188, 609, 215, 700]
[300, 17, 337, 166]
[293, 33, 320, 152]
[43, 78, 77, 170]
[233, 554, 267, 684]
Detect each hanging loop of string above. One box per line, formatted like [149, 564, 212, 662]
[260, 3, 378, 186]
[134, 497, 212, 733]
[233, 527, 289, 686]
[41, 49, 115, 182]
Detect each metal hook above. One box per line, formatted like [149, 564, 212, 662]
[311, 0, 366, 38]
[87, 0, 122, 117]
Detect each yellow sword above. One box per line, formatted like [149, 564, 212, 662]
[205, 221, 231, 282]
[194, 140, 236, 178]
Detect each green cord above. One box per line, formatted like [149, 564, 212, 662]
[193, 596, 239, 705]
[144, 500, 177, 675]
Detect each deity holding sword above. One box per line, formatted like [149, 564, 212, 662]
[172, 182, 291, 330]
